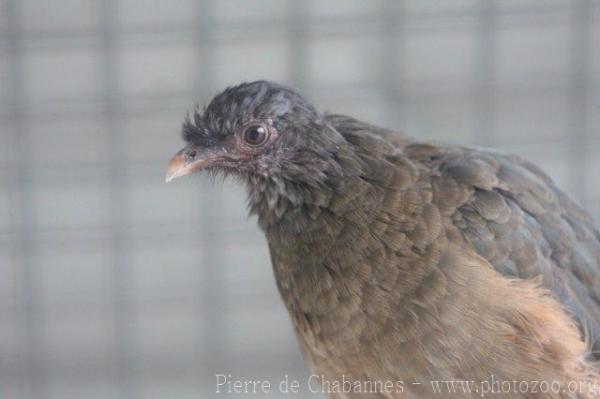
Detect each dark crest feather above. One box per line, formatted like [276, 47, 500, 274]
[181, 112, 214, 146]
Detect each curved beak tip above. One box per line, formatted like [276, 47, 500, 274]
[165, 173, 176, 183]
[165, 152, 188, 183]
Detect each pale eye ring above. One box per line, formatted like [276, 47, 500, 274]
[243, 125, 269, 146]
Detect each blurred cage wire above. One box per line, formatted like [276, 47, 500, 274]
[0, 0, 599, 398]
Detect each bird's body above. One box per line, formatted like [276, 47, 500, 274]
[167, 81, 600, 398]
[253, 114, 600, 398]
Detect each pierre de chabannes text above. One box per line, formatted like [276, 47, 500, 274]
[215, 374, 600, 396]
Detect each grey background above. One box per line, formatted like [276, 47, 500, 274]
[1, 0, 599, 398]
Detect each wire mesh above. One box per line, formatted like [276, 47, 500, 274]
[1, 1, 599, 398]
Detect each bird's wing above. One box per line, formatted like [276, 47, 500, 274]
[324, 113, 414, 149]
[326, 113, 600, 351]
[401, 141, 600, 354]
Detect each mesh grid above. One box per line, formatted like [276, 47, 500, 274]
[1, 1, 599, 398]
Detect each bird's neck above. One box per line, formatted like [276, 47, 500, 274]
[246, 149, 422, 300]
[246, 176, 337, 236]
[247, 153, 442, 372]
[246, 154, 365, 239]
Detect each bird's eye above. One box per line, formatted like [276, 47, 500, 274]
[243, 125, 268, 146]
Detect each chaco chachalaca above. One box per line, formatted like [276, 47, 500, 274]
[167, 81, 600, 398]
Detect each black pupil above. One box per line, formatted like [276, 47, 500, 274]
[246, 126, 265, 144]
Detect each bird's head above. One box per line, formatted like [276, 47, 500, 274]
[165, 80, 336, 185]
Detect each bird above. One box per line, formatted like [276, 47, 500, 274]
[166, 81, 600, 398]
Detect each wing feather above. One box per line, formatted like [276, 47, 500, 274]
[327, 113, 600, 354]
